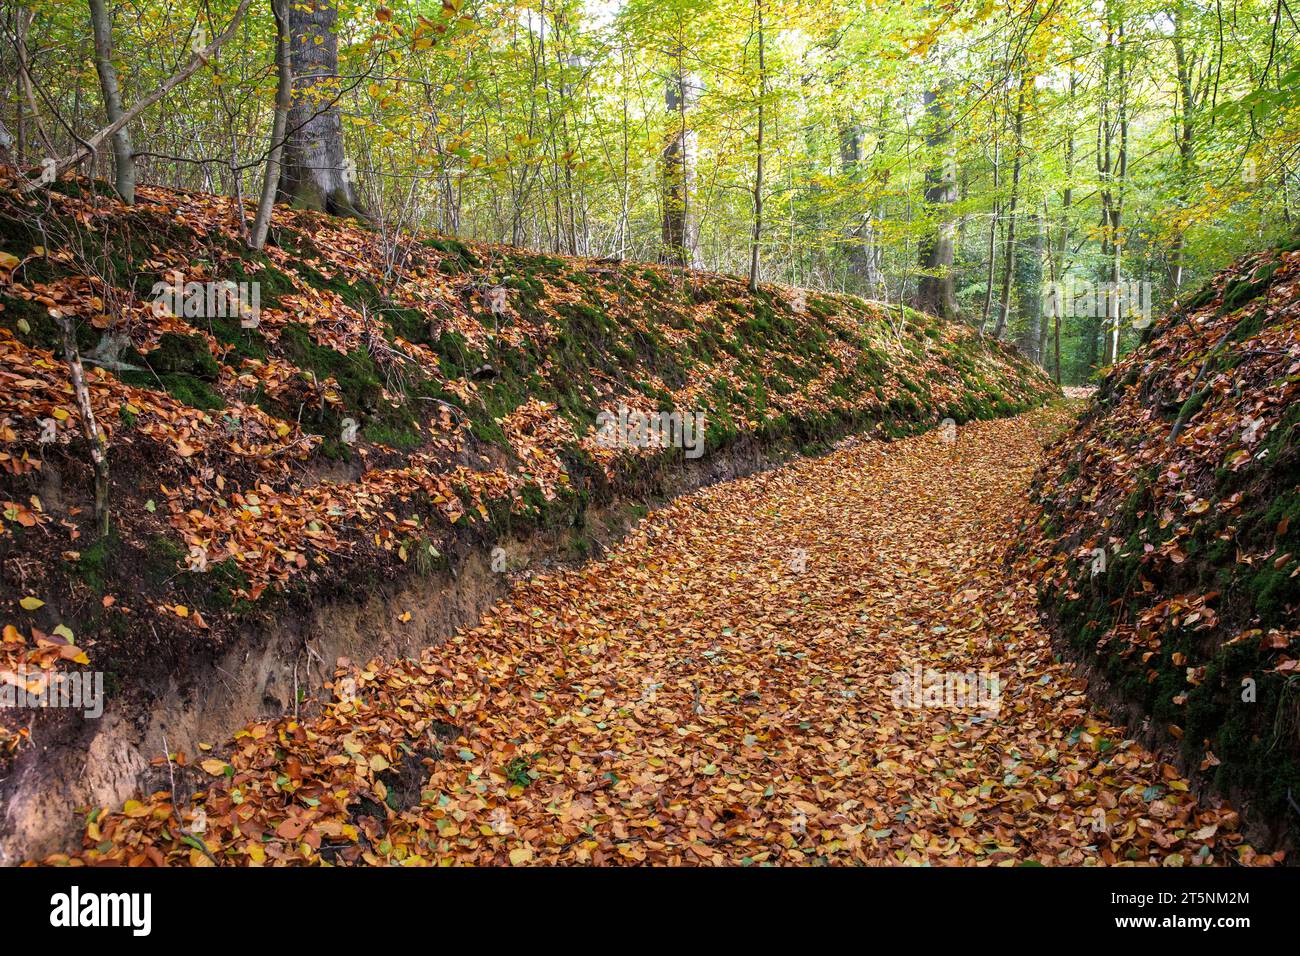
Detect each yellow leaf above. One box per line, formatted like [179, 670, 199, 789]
[19, 596, 44, 611]
[201, 759, 228, 775]
[509, 847, 533, 865]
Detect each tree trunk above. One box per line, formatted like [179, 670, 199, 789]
[916, 86, 958, 320]
[1043, 201, 1064, 382]
[980, 130, 1000, 328]
[747, 0, 765, 292]
[1108, 14, 1129, 364]
[16, 6, 54, 160]
[1168, 4, 1195, 295]
[1023, 213, 1046, 361]
[15, 6, 30, 165]
[662, 53, 700, 267]
[61, 316, 111, 539]
[250, 0, 292, 250]
[839, 125, 884, 297]
[1054, 298, 1062, 384]
[1092, 0, 1131, 366]
[87, 0, 136, 203]
[1055, 72, 1075, 384]
[993, 75, 1027, 340]
[279, 0, 363, 217]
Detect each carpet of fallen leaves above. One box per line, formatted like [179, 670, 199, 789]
[42, 406, 1266, 867]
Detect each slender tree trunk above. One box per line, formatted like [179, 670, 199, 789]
[1168, 4, 1195, 295]
[981, 131, 1000, 327]
[1096, 13, 1115, 368]
[1054, 298, 1062, 383]
[747, 0, 765, 292]
[839, 124, 884, 296]
[15, 6, 29, 165]
[279, 0, 363, 217]
[916, 86, 958, 320]
[616, 53, 631, 258]
[87, 0, 136, 203]
[1093, 0, 1131, 366]
[61, 316, 110, 539]
[1108, 14, 1129, 364]
[538, 0, 565, 254]
[1043, 203, 1064, 381]
[16, 6, 54, 159]
[1027, 213, 1047, 361]
[662, 48, 700, 267]
[993, 74, 1027, 340]
[250, 0, 292, 250]
[1056, 72, 1075, 384]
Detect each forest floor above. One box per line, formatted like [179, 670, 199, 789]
[55, 402, 1260, 866]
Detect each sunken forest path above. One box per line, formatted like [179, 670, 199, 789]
[63, 405, 1246, 866]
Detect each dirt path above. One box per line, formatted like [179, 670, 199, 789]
[61, 407, 1249, 866]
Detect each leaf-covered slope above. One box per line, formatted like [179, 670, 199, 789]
[0, 173, 1054, 756]
[1020, 236, 1300, 845]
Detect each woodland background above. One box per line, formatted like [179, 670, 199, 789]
[2, 0, 1298, 384]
